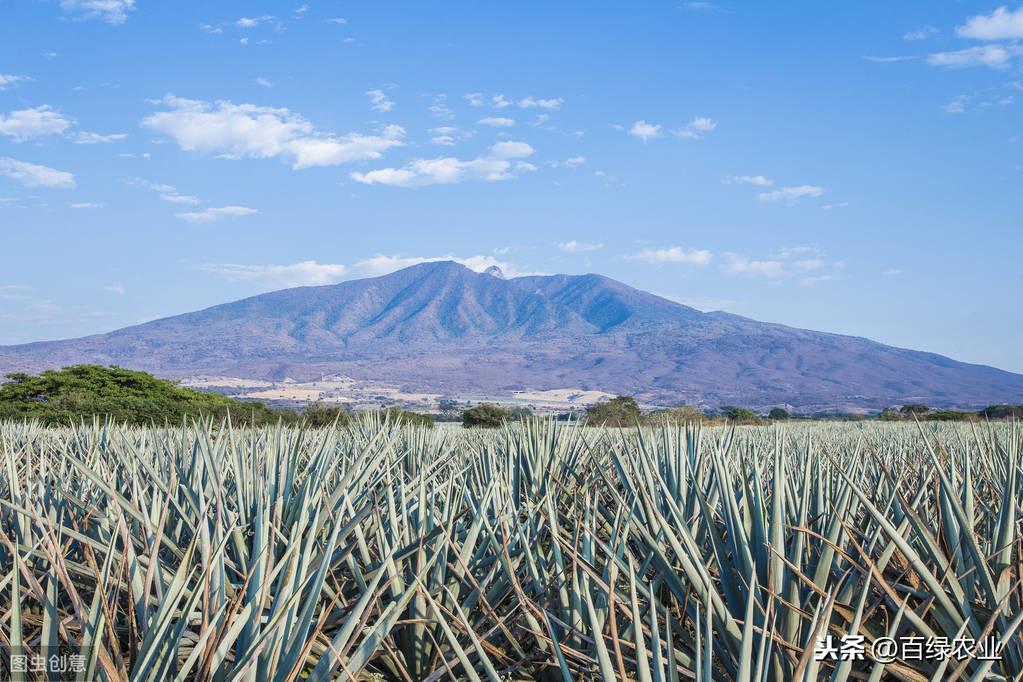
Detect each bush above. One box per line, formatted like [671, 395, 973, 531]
[648, 405, 704, 426]
[979, 404, 1023, 419]
[721, 406, 762, 425]
[900, 403, 929, 415]
[768, 407, 790, 420]
[302, 402, 352, 427]
[586, 396, 641, 427]
[0, 365, 291, 426]
[878, 407, 903, 421]
[462, 403, 511, 428]
[379, 407, 434, 427]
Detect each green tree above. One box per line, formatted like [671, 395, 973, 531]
[648, 405, 704, 425]
[302, 402, 352, 427]
[586, 396, 641, 427]
[900, 403, 929, 416]
[0, 365, 292, 426]
[721, 406, 762, 425]
[879, 407, 903, 421]
[979, 404, 1023, 419]
[768, 407, 790, 420]
[462, 403, 511, 428]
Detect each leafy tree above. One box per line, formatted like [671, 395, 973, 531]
[900, 403, 929, 415]
[879, 407, 903, 421]
[648, 405, 704, 425]
[979, 404, 1023, 419]
[508, 406, 533, 421]
[380, 407, 434, 427]
[462, 403, 511, 428]
[926, 410, 978, 422]
[768, 407, 790, 420]
[721, 406, 762, 425]
[586, 396, 641, 427]
[302, 402, 352, 427]
[0, 365, 291, 426]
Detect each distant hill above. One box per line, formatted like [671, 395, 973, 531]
[1, 261, 1020, 410]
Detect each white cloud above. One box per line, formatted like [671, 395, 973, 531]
[255, 77, 273, 88]
[723, 174, 772, 186]
[0, 74, 31, 91]
[478, 116, 515, 127]
[957, 6, 1023, 40]
[926, 45, 1022, 69]
[682, 2, 720, 10]
[863, 55, 918, 63]
[557, 240, 603, 253]
[350, 141, 535, 188]
[625, 246, 712, 265]
[758, 185, 825, 204]
[142, 94, 406, 169]
[673, 116, 717, 139]
[352, 254, 539, 278]
[721, 254, 785, 277]
[550, 156, 586, 169]
[427, 95, 455, 120]
[60, 0, 134, 24]
[104, 283, 126, 294]
[627, 120, 663, 142]
[0, 157, 75, 188]
[199, 23, 223, 34]
[517, 96, 563, 110]
[127, 178, 200, 204]
[74, 131, 128, 144]
[0, 106, 73, 142]
[176, 206, 258, 223]
[942, 95, 970, 113]
[367, 89, 394, 112]
[294, 4, 309, 18]
[721, 247, 839, 281]
[236, 15, 275, 28]
[326, 17, 348, 24]
[463, 93, 486, 107]
[71, 202, 103, 208]
[903, 26, 938, 41]
[199, 260, 347, 288]
[428, 126, 472, 146]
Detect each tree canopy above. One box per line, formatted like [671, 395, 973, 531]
[586, 396, 642, 427]
[0, 365, 286, 426]
[462, 403, 511, 428]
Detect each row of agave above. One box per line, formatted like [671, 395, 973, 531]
[0, 416, 1020, 680]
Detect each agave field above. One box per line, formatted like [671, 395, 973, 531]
[0, 417, 1021, 681]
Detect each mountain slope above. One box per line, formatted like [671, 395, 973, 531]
[1, 261, 1020, 410]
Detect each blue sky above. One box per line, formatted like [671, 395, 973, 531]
[1, 1, 1022, 372]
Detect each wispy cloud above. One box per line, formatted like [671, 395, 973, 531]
[0, 157, 75, 189]
[478, 116, 515, 127]
[60, 0, 134, 25]
[350, 141, 536, 188]
[464, 93, 563, 110]
[235, 15, 276, 28]
[71, 202, 103, 209]
[758, 185, 825, 204]
[903, 25, 938, 41]
[352, 254, 542, 278]
[722, 174, 772, 186]
[127, 178, 201, 205]
[673, 116, 717, 139]
[0, 74, 31, 91]
[721, 246, 840, 284]
[366, 89, 394, 112]
[199, 260, 347, 288]
[255, 77, 273, 88]
[625, 246, 712, 265]
[176, 206, 258, 223]
[557, 240, 603, 253]
[927, 45, 1022, 69]
[142, 94, 406, 169]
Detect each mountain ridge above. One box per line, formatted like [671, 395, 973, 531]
[1, 260, 1020, 410]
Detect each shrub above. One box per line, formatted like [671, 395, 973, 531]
[302, 402, 352, 427]
[979, 404, 1023, 419]
[721, 406, 762, 425]
[0, 365, 290, 426]
[586, 396, 641, 427]
[768, 407, 790, 420]
[462, 403, 511, 428]
[900, 403, 929, 415]
[648, 405, 704, 425]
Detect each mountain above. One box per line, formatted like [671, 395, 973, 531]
[1, 261, 1020, 410]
